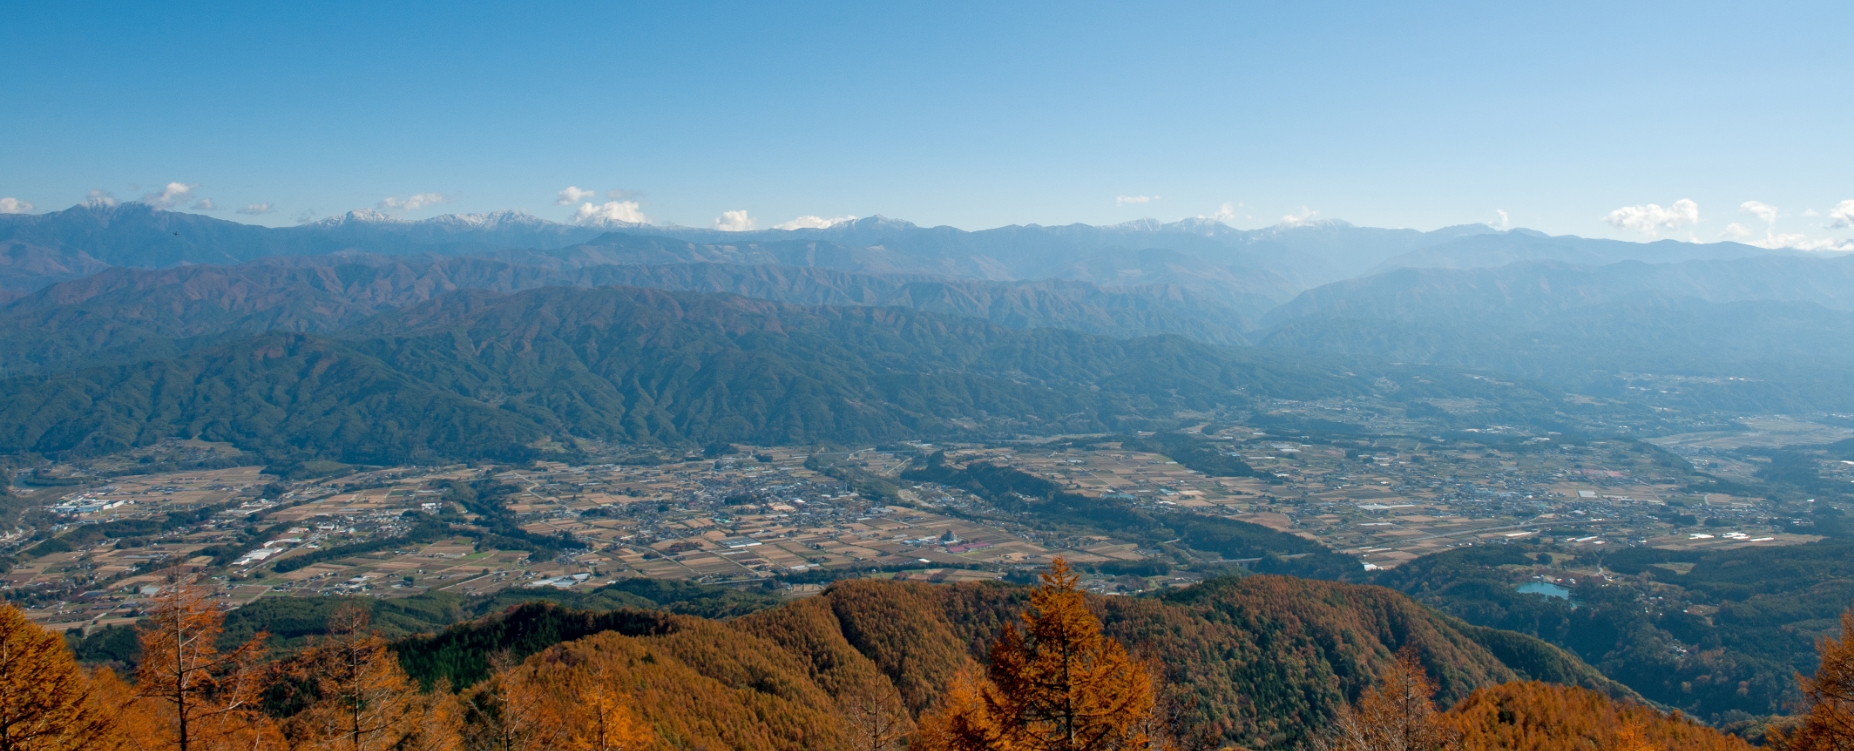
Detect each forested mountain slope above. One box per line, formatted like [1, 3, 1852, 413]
[385, 575, 1629, 749]
[0, 256, 1250, 376]
[0, 286, 1371, 462]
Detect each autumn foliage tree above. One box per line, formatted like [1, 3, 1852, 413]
[285, 603, 462, 751]
[913, 558, 1164, 751]
[1770, 604, 1854, 750]
[465, 650, 656, 751]
[841, 683, 913, 751]
[553, 663, 657, 751]
[1316, 648, 1459, 751]
[133, 567, 279, 750]
[1444, 681, 1749, 751]
[0, 603, 115, 750]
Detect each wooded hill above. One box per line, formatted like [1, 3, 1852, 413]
[376, 574, 1629, 748]
[29, 564, 1793, 750]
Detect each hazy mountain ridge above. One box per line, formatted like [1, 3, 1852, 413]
[1259, 255, 1854, 411]
[1370, 230, 1788, 273]
[1, 203, 1798, 306]
[1266, 254, 1854, 327]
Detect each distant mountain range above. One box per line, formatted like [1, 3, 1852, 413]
[0, 202, 1802, 304]
[6, 200, 1854, 428]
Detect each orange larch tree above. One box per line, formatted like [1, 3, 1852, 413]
[1770, 605, 1854, 750]
[463, 652, 566, 751]
[133, 567, 279, 751]
[1317, 648, 1460, 751]
[0, 603, 115, 750]
[555, 663, 657, 751]
[288, 604, 459, 751]
[840, 680, 913, 751]
[914, 558, 1164, 751]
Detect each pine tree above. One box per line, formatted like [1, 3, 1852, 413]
[134, 567, 279, 750]
[914, 558, 1164, 751]
[0, 604, 114, 750]
[1770, 605, 1854, 750]
[1317, 648, 1459, 751]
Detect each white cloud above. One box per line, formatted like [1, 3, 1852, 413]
[0, 197, 33, 214]
[1201, 202, 1241, 223]
[572, 201, 648, 226]
[237, 203, 275, 216]
[85, 189, 118, 207]
[379, 192, 445, 212]
[1604, 199, 1699, 237]
[1830, 200, 1854, 230]
[191, 199, 216, 211]
[1740, 200, 1779, 224]
[1493, 210, 1511, 230]
[1279, 206, 1319, 226]
[1804, 209, 1821, 217]
[713, 210, 756, 232]
[1115, 195, 1159, 206]
[1722, 223, 1751, 239]
[139, 182, 198, 209]
[773, 214, 856, 230]
[555, 186, 597, 206]
[1722, 200, 1854, 251]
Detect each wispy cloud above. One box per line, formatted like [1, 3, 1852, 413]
[713, 210, 756, 232]
[1493, 210, 1511, 230]
[773, 215, 856, 230]
[85, 189, 118, 207]
[1831, 200, 1854, 230]
[1740, 200, 1779, 224]
[1604, 199, 1699, 237]
[379, 192, 445, 213]
[555, 186, 597, 206]
[1115, 195, 1159, 206]
[1760, 233, 1852, 251]
[1728, 201, 1852, 251]
[238, 203, 275, 216]
[0, 197, 33, 214]
[139, 182, 198, 209]
[572, 201, 648, 226]
[1201, 202, 1242, 223]
[191, 199, 216, 211]
[1722, 223, 1752, 240]
[296, 210, 318, 225]
[1279, 207, 1319, 226]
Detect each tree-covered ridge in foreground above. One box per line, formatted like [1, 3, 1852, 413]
[11, 561, 1792, 750]
[7, 560, 1815, 749]
[10, 563, 1765, 749]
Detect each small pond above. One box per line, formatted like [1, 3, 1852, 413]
[1516, 581, 1573, 600]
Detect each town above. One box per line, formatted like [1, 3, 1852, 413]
[4, 414, 1835, 634]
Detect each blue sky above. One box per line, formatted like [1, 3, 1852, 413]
[2, 1, 1850, 246]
